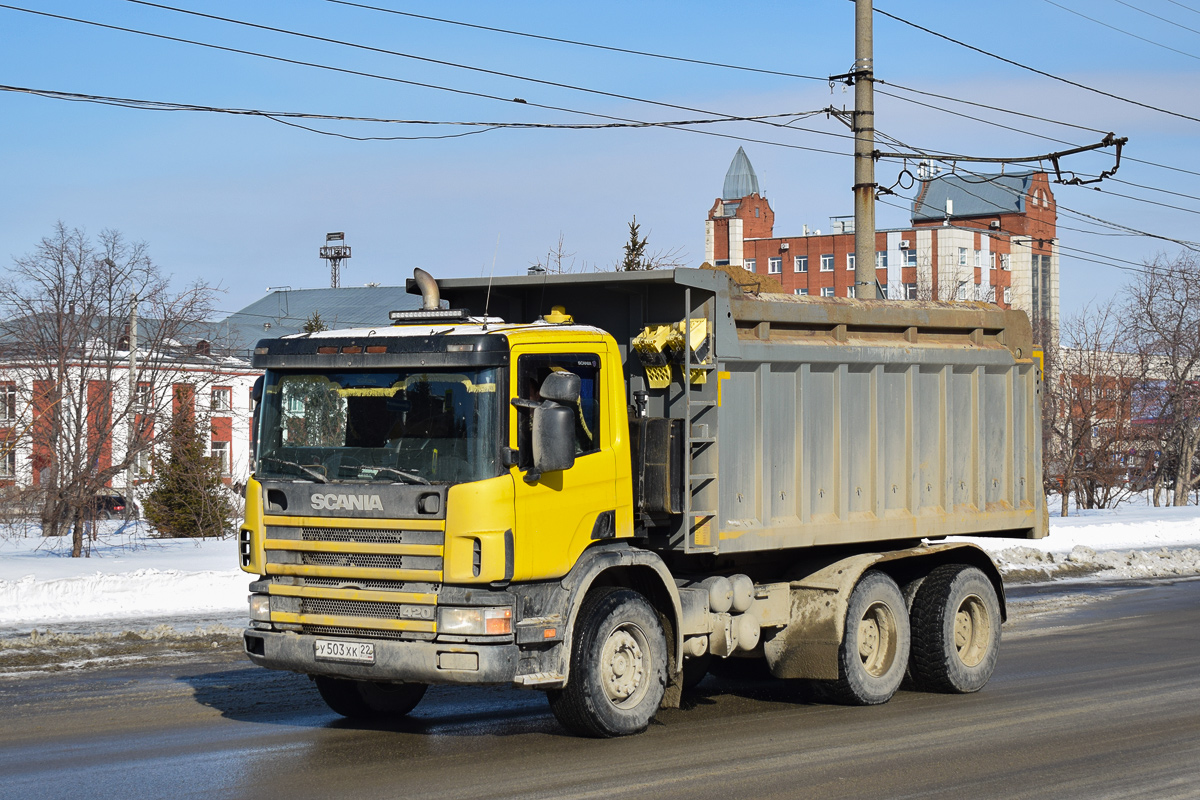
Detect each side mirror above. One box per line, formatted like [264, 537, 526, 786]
[532, 405, 576, 475]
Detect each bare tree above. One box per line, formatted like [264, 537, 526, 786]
[0, 223, 222, 555]
[1123, 253, 1200, 506]
[530, 233, 588, 274]
[1043, 302, 1139, 516]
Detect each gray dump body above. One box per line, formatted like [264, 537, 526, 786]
[439, 268, 1046, 556]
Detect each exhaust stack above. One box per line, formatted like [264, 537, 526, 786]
[411, 268, 440, 310]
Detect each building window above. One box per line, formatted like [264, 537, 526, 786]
[904, 249, 917, 267]
[846, 253, 856, 270]
[210, 440, 231, 476]
[767, 256, 782, 274]
[956, 282, 969, 301]
[905, 283, 918, 299]
[820, 254, 834, 272]
[133, 448, 152, 477]
[974, 250, 984, 268]
[0, 382, 15, 423]
[211, 386, 232, 412]
[134, 382, 153, 411]
[795, 255, 808, 273]
[1000, 286, 1008, 305]
[876, 251, 888, 268]
[1000, 253, 1011, 270]
[794, 288, 809, 296]
[821, 287, 835, 297]
[744, 258, 756, 272]
[958, 247, 968, 266]
[0, 448, 14, 479]
[847, 285, 856, 298]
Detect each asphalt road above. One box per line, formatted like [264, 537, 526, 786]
[2, 578, 1199, 800]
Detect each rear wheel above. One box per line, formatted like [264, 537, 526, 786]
[548, 588, 667, 737]
[909, 565, 1001, 693]
[314, 677, 427, 720]
[826, 570, 910, 705]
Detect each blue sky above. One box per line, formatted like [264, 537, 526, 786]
[3, 0, 1199, 324]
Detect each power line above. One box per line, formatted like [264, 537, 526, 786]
[319, 0, 827, 82]
[1109, 177, 1200, 204]
[0, 4, 856, 157]
[877, 194, 1198, 282]
[878, 80, 1109, 136]
[1041, 0, 1200, 62]
[1164, 0, 1200, 18]
[878, 81, 1200, 181]
[874, 6, 1200, 125]
[0, 83, 817, 132]
[118, 0, 842, 138]
[1111, 0, 1200, 36]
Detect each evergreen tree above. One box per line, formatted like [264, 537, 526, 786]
[620, 216, 650, 271]
[303, 310, 329, 333]
[143, 409, 236, 538]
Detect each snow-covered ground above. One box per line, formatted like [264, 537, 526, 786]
[1, 505, 1198, 628]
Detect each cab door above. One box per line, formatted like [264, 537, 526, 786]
[510, 346, 617, 581]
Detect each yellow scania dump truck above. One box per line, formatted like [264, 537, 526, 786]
[240, 267, 1045, 737]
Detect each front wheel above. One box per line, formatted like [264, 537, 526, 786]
[548, 588, 667, 737]
[826, 570, 911, 705]
[314, 677, 427, 720]
[909, 565, 1001, 693]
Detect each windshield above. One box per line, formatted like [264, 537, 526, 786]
[255, 367, 501, 485]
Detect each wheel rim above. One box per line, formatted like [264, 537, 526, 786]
[600, 622, 651, 709]
[857, 601, 898, 678]
[954, 594, 991, 667]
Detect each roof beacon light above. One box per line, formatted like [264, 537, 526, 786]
[543, 306, 573, 324]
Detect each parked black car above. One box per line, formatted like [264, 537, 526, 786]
[89, 494, 138, 520]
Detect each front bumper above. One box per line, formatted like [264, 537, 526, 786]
[243, 628, 520, 685]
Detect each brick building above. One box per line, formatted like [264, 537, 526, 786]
[0, 344, 257, 493]
[704, 148, 1060, 333]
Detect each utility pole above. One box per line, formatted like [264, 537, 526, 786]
[125, 292, 137, 517]
[853, 0, 877, 299]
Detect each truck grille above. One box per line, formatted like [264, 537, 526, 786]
[301, 598, 435, 621]
[262, 519, 443, 637]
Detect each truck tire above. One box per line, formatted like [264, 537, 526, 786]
[548, 587, 667, 737]
[909, 564, 1001, 694]
[315, 677, 427, 720]
[826, 570, 910, 706]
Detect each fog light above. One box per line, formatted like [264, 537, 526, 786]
[437, 606, 512, 636]
[249, 594, 271, 622]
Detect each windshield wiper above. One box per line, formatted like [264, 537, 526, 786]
[258, 456, 328, 484]
[367, 466, 431, 485]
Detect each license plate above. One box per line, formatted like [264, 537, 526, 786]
[314, 639, 375, 664]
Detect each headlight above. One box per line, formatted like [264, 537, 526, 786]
[437, 606, 512, 636]
[249, 594, 271, 622]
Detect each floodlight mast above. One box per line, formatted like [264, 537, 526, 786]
[319, 232, 352, 288]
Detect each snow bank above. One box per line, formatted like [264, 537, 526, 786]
[2, 506, 1199, 627]
[960, 505, 1200, 582]
[0, 523, 246, 625]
